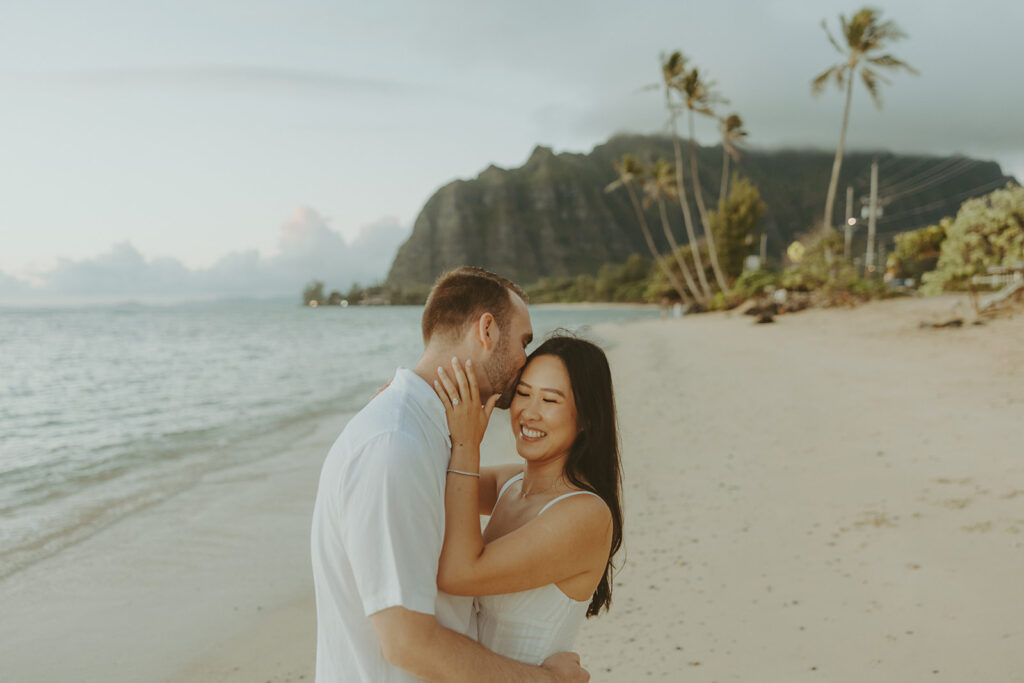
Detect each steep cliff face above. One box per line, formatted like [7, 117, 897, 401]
[387, 134, 1015, 288]
[387, 145, 644, 288]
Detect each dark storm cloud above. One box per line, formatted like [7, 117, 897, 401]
[521, 0, 1024, 168]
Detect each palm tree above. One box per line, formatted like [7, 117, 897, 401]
[642, 159, 706, 307]
[605, 155, 691, 306]
[675, 66, 731, 293]
[718, 113, 747, 206]
[812, 7, 917, 231]
[658, 51, 714, 303]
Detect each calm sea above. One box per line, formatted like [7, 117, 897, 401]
[0, 301, 657, 578]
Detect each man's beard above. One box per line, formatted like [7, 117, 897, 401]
[485, 340, 520, 410]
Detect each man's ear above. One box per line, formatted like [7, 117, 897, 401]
[475, 312, 498, 351]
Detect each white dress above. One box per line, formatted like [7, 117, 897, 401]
[474, 473, 601, 665]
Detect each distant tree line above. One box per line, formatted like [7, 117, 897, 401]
[302, 279, 427, 307]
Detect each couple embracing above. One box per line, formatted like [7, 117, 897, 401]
[311, 267, 624, 682]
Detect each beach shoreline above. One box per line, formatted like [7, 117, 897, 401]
[2, 296, 1022, 682]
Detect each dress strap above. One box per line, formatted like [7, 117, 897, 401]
[537, 490, 603, 516]
[495, 472, 524, 505]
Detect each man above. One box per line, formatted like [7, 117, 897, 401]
[311, 266, 589, 682]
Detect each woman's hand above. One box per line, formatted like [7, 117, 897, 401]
[370, 379, 392, 399]
[433, 357, 499, 453]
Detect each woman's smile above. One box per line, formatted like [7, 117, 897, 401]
[519, 425, 547, 440]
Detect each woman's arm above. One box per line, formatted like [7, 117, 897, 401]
[434, 360, 611, 598]
[439, 490, 611, 597]
[433, 358, 492, 591]
[479, 465, 523, 516]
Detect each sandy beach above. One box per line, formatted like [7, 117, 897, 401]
[2, 295, 1022, 682]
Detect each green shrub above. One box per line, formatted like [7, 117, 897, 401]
[780, 231, 890, 304]
[921, 184, 1024, 293]
[889, 220, 948, 281]
[732, 269, 779, 299]
[709, 174, 767, 279]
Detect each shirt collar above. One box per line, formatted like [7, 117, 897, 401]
[392, 367, 450, 442]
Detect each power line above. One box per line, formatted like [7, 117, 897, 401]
[875, 177, 1010, 228]
[881, 159, 982, 203]
[879, 156, 975, 196]
[875, 155, 907, 174]
[875, 155, 933, 186]
[879, 155, 966, 191]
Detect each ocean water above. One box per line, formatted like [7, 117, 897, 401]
[0, 301, 657, 578]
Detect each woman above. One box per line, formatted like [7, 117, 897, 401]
[432, 335, 623, 665]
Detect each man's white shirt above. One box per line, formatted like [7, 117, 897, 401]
[311, 368, 475, 682]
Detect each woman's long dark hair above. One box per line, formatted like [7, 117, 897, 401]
[526, 334, 623, 617]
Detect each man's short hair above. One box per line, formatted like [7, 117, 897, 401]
[421, 267, 527, 344]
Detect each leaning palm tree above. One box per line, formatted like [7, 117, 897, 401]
[605, 155, 691, 305]
[812, 7, 917, 231]
[718, 113, 748, 206]
[675, 66, 731, 293]
[643, 159, 706, 307]
[658, 51, 714, 303]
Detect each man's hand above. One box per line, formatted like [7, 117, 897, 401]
[372, 607, 590, 682]
[541, 652, 590, 683]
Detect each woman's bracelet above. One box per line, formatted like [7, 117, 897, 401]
[446, 468, 480, 478]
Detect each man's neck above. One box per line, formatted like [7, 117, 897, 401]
[413, 347, 491, 401]
[412, 348, 456, 390]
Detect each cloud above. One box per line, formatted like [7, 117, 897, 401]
[41, 66, 429, 97]
[348, 217, 412, 286]
[44, 243, 194, 297]
[0, 270, 32, 296]
[7, 207, 410, 301]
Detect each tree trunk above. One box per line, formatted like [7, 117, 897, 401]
[822, 70, 854, 232]
[689, 112, 731, 293]
[624, 183, 691, 305]
[671, 128, 713, 302]
[658, 198, 705, 306]
[719, 145, 731, 208]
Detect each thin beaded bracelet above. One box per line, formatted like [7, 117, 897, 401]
[446, 468, 480, 478]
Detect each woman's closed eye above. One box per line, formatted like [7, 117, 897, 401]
[517, 387, 558, 403]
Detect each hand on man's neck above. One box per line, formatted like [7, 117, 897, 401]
[413, 344, 476, 392]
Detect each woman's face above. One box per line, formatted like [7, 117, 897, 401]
[509, 354, 579, 463]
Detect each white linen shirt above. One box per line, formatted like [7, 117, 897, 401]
[311, 368, 474, 683]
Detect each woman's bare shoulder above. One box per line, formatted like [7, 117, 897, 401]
[545, 489, 613, 528]
[489, 464, 524, 492]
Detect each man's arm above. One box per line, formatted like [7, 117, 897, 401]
[370, 607, 588, 683]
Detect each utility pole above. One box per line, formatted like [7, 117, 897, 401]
[865, 160, 878, 277]
[759, 232, 767, 266]
[844, 185, 854, 259]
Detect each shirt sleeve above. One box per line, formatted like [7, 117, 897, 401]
[339, 430, 445, 618]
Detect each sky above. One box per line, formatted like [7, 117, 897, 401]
[1, 0, 1021, 300]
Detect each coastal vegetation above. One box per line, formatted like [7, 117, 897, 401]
[313, 182, 1021, 309]
[382, 135, 1009, 297]
[918, 184, 1024, 294]
[309, 6, 1018, 312]
[812, 7, 917, 231]
[603, 10, 918, 310]
[302, 279, 426, 306]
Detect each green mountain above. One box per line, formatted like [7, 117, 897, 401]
[386, 134, 1015, 288]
